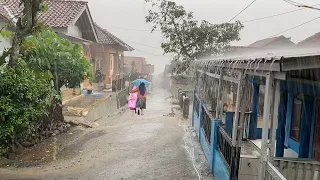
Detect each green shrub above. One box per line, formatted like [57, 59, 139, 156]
[0, 62, 50, 152]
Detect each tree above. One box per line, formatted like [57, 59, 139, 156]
[22, 29, 92, 122]
[0, 0, 50, 153]
[23, 29, 91, 91]
[145, 0, 244, 73]
[0, 0, 48, 67]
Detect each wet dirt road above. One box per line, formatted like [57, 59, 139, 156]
[0, 89, 213, 180]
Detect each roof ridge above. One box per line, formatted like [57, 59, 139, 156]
[94, 22, 134, 51]
[248, 36, 282, 48]
[298, 31, 320, 44]
[95, 23, 126, 45]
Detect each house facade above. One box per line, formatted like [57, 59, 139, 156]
[124, 56, 154, 82]
[0, 0, 101, 95]
[91, 23, 133, 89]
[124, 56, 147, 74]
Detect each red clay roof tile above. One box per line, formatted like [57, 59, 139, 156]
[94, 23, 134, 51]
[0, 0, 87, 27]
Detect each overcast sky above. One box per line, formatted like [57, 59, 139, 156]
[88, 0, 320, 74]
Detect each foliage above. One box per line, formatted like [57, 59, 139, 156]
[125, 61, 143, 81]
[127, 70, 143, 82]
[22, 29, 92, 91]
[0, 62, 51, 151]
[145, 0, 244, 72]
[1, 0, 46, 67]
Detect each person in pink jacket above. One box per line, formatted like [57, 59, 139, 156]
[128, 86, 138, 116]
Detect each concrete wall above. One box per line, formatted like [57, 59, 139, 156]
[171, 76, 193, 100]
[238, 155, 260, 180]
[85, 89, 128, 122]
[85, 94, 118, 122]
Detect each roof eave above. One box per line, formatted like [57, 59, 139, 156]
[84, 5, 98, 42]
[57, 32, 93, 44]
[71, 5, 98, 43]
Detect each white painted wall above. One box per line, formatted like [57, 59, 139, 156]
[0, 21, 12, 56]
[67, 25, 82, 38]
[53, 27, 68, 34]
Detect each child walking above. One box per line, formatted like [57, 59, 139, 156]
[128, 86, 138, 116]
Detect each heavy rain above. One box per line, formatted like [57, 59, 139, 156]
[0, 0, 320, 180]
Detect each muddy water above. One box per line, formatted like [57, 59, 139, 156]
[0, 89, 214, 180]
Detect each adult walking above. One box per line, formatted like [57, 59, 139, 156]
[131, 83, 147, 115]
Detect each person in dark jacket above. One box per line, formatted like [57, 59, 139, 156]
[131, 83, 147, 115]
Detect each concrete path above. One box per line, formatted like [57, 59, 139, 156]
[0, 89, 213, 180]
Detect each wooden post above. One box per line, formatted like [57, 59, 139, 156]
[198, 100, 204, 142]
[248, 83, 260, 139]
[269, 80, 280, 161]
[215, 68, 224, 120]
[258, 72, 273, 180]
[275, 90, 287, 157]
[232, 71, 243, 146]
[231, 74, 249, 180]
[183, 97, 190, 119]
[192, 90, 196, 127]
[238, 75, 249, 145]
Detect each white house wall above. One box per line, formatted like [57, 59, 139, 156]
[0, 21, 12, 56]
[67, 25, 82, 38]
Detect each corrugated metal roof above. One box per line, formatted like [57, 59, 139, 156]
[198, 48, 320, 72]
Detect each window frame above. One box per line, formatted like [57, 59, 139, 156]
[290, 97, 303, 142]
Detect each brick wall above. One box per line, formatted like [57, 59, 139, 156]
[90, 44, 124, 88]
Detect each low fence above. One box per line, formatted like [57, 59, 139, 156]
[224, 111, 251, 140]
[218, 125, 233, 171]
[192, 90, 231, 180]
[116, 87, 129, 109]
[112, 78, 126, 92]
[272, 158, 320, 180]
[265, 162, 287, 180]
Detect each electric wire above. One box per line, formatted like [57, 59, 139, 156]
[228, 0, 258, 22]
[242, 3, 320, 23]
[268, 16, 320, 38]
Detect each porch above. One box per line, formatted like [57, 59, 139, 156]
[192, 50, 320, 180]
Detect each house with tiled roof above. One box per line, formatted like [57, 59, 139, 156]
[224, 36, 295, 56]
[123, 56, 154, 82]
[248, 35, 295, 49]
[90, 23, 134, 89]
[297, 32, 320, 48]
[0, 0, 98, 43]
[0, 0, 99, 94]
[0, 0, 134, 91]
